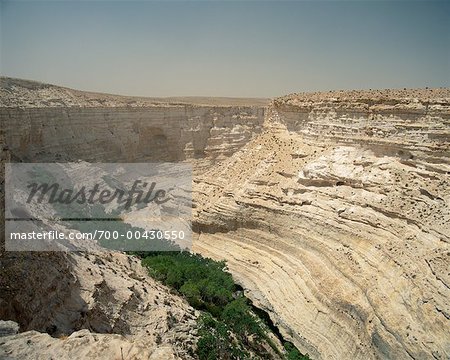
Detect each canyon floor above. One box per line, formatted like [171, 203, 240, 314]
[1, 77, 449, 359]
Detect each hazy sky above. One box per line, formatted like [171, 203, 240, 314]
[1, 0, 449, 97]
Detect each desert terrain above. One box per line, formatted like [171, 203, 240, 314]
[1, 77, 449, 359]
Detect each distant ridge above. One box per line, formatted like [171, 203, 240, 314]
[0, 76, 270, 107]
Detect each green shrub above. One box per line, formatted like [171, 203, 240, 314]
[222, 297, 264, 342]
[197, 313, 247, 360]
[141, 252, 234, 313]
[141, 252, 308, 360]
[284, 342, 310, 360]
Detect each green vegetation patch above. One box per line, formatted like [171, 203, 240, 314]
[142, 252, 234, 316]
[139, 252, 310, 360]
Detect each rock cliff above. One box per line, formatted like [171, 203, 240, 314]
[193, 88, 450, 359]
[1, 77, 266, 173]
[1, 78, 449, 359]
[0, 77, 267, 359]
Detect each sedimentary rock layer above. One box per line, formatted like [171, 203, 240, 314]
[193, 89, 450, 359]
[1, 107, 264, 165]
[1, 78, 266, 172]
[1, 78, 449, 359]
[0, 77, 267, 359]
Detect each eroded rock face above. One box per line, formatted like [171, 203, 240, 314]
[193, 89, 450, 359]
[0, 328, 179, 360]
[0, 77, 266, 173]
[1, 79, 449, 359]
[0, 77, 267, 359]
[0, 251, 198, 359]
[0, 321, 19, 337]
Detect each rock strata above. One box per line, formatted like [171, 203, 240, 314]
[193, 88, 450, 359]
[1, 77, 267, 173]
[1, 78, 449, 359]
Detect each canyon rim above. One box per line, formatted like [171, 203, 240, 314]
[1, 78, 449, 359]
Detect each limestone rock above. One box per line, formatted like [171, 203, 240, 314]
[2, 78, 449, 359]
[193, 89, 450, 359]
[0, 77, 266, 172]
[0, 329, 175, 360]
[0, 321, 19, 337]
[0, 252, 198, 359]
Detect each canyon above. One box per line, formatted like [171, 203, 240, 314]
[1, 77, 449, 359]
[1, 77, 266, 173]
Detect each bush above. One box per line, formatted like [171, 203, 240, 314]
[141, 252, 308, 360]
[197, 313, 247, 360]
[284, 342, 310, 360]
[142, 252, 234, 313]
[221, 297, 264, 342]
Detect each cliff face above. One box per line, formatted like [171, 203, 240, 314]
[1, 79, 449, 359]
[2, 106, 264, 165]
[271, 89, 450, 162]
[193, 89, 450, 359]
[1, 78, 266, 173]
[0, 78, 267, 358]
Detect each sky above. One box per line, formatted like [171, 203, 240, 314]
[1, 0, 449, 97]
